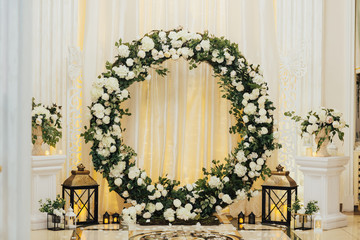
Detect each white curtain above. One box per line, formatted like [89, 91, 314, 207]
[81, 0, 279, 217]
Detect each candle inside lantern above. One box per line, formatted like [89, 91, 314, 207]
[282, 204, 287, 221]
[104, 218, 108, 224]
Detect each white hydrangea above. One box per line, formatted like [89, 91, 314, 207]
[92, 103, 105, 119]
[234, 163, 247, 177]
[243, 103, 257, 115]
[137, 50, 146, 58]
[117, 45, 130, 58]
[236, 150, 247, 162]
[164, 208, 175, 222]
[122, 206, 136, 224]
[128, 166, 140, 180]
[141, 36, 155, 52]
[176, 207, 196, 220]
[113, 65, 129, 78]
[236, 189, 247, 200]
[90, 87, 104, 101]
[109, 161, 126, 178]
[208, 176, 223, 189]
[146, 203, 156, 213]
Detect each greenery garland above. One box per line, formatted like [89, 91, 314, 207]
[83, 28, 281, 224]
[32, 98, 62, 147]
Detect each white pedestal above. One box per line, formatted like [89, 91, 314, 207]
[295, 156, 349, 230]
[31, 155, 66, 230]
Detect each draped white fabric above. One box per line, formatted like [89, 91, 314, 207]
[82, 0, 279, 217]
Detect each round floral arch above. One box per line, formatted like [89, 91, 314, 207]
[83, 28, 280, 224]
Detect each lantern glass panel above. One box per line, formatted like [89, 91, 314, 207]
[63, 187, 99, 225]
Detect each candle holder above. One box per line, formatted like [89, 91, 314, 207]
[293, 213, 313, 230]
[248, 212, 256, 224]
[238, 211, 245, 230]
[112, 213, 120, 224]
[103, 212, 110, 224]
[47, 213, 65, 231]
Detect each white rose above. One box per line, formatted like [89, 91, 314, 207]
[154, 191, 161, 198]
[143, 212, 151, 219]
[102, 93, 109, 101]
[200, 40, 210, 51]
[147, 203, 156, 213]
[185, 203, 193, 211]
[318, 110, 327, 121]
[248, 125, 256, 132]
[137, 50, 146, 58]
[333, 121, 340, 128]
[248, 171, 255, 178]
[117, 45, 130, 58]
[155, 202, 164, 211]
[261, 127, 268, 135]
[173, 199, 182, 208]
[103, 116, 110, 124]
[236, 84, 244, 92]
[122, 191, 129, 198]
[121, 89, 129, 99]
[222, 194, 232, 204]
[309, 115, 317, 124]
[126, 58, 134, 66]
[249, 162, 256, 170]
[91, 87, 104, 101]
[141, 36, 155, 52]
[259, 108, 267, 116]
[159, 31, 166, 39]
[243, 115, 249, 123]
[126, 71, 135, 80]
[147, 185, 155, 192]
[230, 70, 236, 77]
[186, 184, 193, 192]
[141, 171, 147, 179]
[257, 158, 264, 165]
[208, 176, 223, 189]
[110, 145, 116, 153]
[114, 178, 123, 186]
[223, 176, 229, 183]
[137, 178, 144, 186]
[162, 190, 168, 197]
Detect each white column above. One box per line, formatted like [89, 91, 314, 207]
[295, 156, 349, 230]
[0, 0, 32, 239]
[31, 155, 66, 230]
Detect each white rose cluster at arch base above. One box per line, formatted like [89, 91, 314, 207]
[83, 28, 280, 225]
[285, 107, 348, 151]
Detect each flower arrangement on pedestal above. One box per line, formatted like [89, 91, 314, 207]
[83, 27, 281, 225]
[285, 108, 348, 157]
[32, 98, 62, 155]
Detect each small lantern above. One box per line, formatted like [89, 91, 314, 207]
[313, 212, 323, 232]
[103, 212, 110, 224]
[261, 164, 298, 227]
[112, 213, 120, 224]
[62, 164, 99, 225]
[47, 213, 65, 231]
[238, 211, 245, 230]
[248, 212, 256, 224]
[65, 205, 77, 229]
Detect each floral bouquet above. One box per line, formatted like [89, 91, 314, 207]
[39, 194, 66, 217]
[285, 108, 348, 156]
[32, 98, 62, 148]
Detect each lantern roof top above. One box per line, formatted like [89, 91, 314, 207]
[262, 164, 297, 187]
[62, 164, 99, 187]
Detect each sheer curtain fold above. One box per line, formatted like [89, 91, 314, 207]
[82, 0, 279, 217]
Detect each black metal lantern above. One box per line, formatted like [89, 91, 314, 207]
[238, 211, 245, 230]
[62, 164, 99, 225]
[261, 164, 298, 227]
[248, 212, 256, 224]
[103, 211, 110, 224]
[112, 212, 120, 224]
